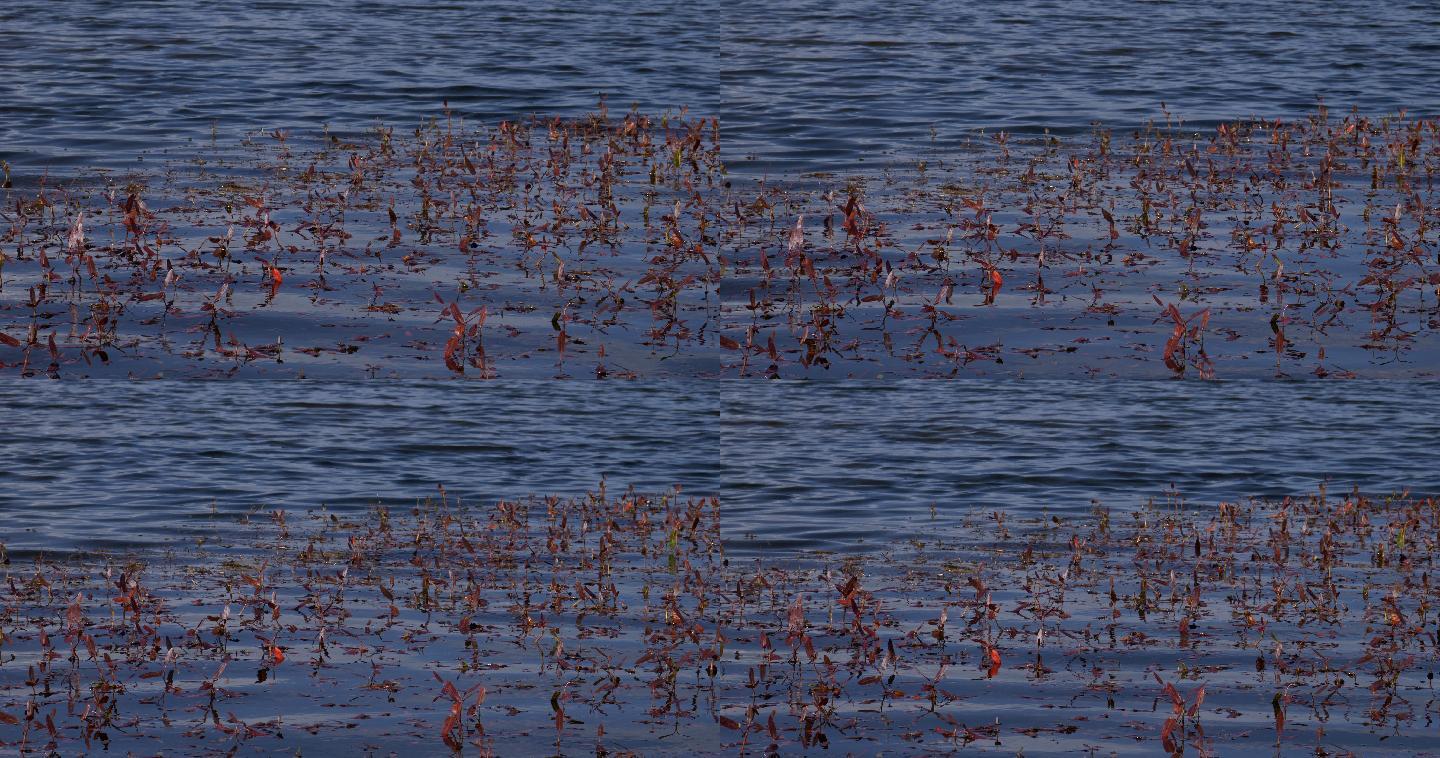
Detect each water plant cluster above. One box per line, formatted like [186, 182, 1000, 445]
[0, 104, 720, 378]
[2, 484, 1437, 754]
[4, 105, 1440, 377]
[726, 106, 1440, 377]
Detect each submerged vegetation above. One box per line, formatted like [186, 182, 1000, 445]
[3, 104, 1440, 377]
[2, 484, 1438, 754]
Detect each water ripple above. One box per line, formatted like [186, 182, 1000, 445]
[3, 1, 1438, 174]
[720, 380, 1440, 554]
[0, 380, 719, 554]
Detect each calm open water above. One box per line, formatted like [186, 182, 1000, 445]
[0, 381, 719, 555]
[3, 0, 1439, 174]
[4, 380, 1438, 559]
[721, 380, 1440, 555]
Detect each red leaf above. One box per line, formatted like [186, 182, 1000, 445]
[65, 593, 82, 633]
[1161, 716, 1178, 752]
[444, 334, 464, 373]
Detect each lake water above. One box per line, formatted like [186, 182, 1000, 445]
[5, 380, 1438, 560]
[721, 380, 1440, 554]
[3, 0, 1439, 566]
[6, 1, 1440, 379]
[5, 4, 1440, 753]
[3, 0, 1439, 174]
[0, 381, 719, 555]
